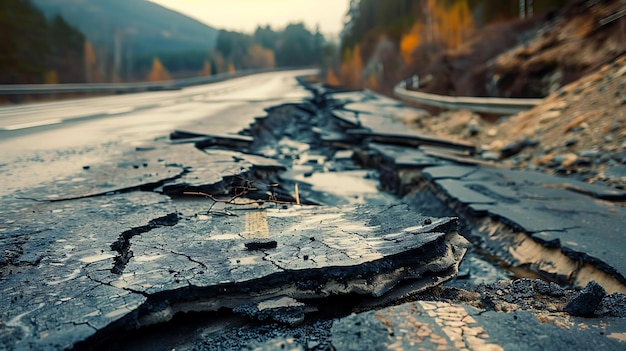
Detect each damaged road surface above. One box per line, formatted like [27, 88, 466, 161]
[1, 199, 466, 350]
[1, 71, 626, 350]
[86, 206, 467, 347]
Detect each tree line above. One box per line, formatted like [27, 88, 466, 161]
[143, 23, 325, 81]
[329, 0, 568, 91]
[1, 0, 327, 84]
[0, 0, 84, 84]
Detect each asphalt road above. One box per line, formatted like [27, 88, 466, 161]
[0, 69, 314, 197]
[1, 69, 625, 351]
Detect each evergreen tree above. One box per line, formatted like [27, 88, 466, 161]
[0, 0, 85, 83]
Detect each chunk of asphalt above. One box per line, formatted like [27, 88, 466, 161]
[245, 241, 278, 250]
[596, 293, 626, 317]
[500, 140, 528, 158]
[564, 280, 606, 316]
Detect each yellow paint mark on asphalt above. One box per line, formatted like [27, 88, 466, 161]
[419, 301, 504, 351]
[535, 313, 572, 330]
[376, 305, 450, 351]
[243, 211, 269, 239]
[608, 332, 626, 342]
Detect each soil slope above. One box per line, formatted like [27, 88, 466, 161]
[402, 0, 626, 189]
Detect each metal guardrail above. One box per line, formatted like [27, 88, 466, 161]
[393, 80, 543, 115]
[0, 81, 176, 94]
[0, 68, 290, 95]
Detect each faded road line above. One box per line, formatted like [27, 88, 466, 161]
[419, 301, 504, 351]
[105, 106, 135, 115]
[3, 118, 63, 131]
[244, 211, 270, 239]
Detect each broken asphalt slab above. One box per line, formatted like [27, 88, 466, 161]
[0, 192, 171, 351]
[0, 202, 467, 350]
[328, 93, 475, 154]
[324, 89, 626, 292]
[9, 141, 286, 203]
[420, 165, 626, 291]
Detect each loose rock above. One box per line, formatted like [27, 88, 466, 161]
[564, 280, 606, 316]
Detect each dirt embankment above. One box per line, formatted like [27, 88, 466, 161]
[491, 0, 626, 98]
[415, 0, 626, 99]
[402, 0, 626, 189]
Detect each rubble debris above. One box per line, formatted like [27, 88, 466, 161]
[533, 280, 566, 297]
[183, 278, 626, 350]
[564, 280, 606, 317]
[403, 54, 626, 188]
[194, 320, 333, 351]
[500, 139, 529, 158]
[245, 338, 304, 351]
[596, 293, 626, 317]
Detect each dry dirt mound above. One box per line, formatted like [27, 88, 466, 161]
[411, 0, 625, 100]
[492, 0, 626, 98]
[405, 54, 626, 189]
[401, 0, 626, 189]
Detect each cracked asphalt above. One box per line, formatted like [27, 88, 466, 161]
[1, 70, 625, 350]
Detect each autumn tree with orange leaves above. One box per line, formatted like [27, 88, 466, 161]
[244, 44, 276, 69]
[84, 40, 105, 83]
[400, 0, 474, 65]
[325, 69, 341, 86]
[200, 59, 212, 76]
[147, 58, 171, 81]
[340, 44, 363, 89]
[339, 0, 479, 88]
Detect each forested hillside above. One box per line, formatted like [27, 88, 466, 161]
[329, 0, 571, 96]
[31, 0, 219, 82]
[141, 23, 325, 83]
[212, 24, 325, 72]
[0, 0, 84, 84]
[2, 0, 327, 85]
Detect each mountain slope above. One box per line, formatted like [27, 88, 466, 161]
[31, 0, 217, 56]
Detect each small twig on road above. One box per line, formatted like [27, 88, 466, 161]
[183, 191, 298, 206]
[295, 183, 300, 205]
[183, 171, 301, 213]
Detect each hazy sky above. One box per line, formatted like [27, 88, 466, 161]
[147, 0, 350, 37]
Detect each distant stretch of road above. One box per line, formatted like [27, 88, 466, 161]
[0, 69, 316, 196]
[0, 69, 316, 135]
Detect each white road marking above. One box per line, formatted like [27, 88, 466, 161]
[4, 118, 63, 130]
[159, 101, 176, 107]
[105, 107, 135, 115]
